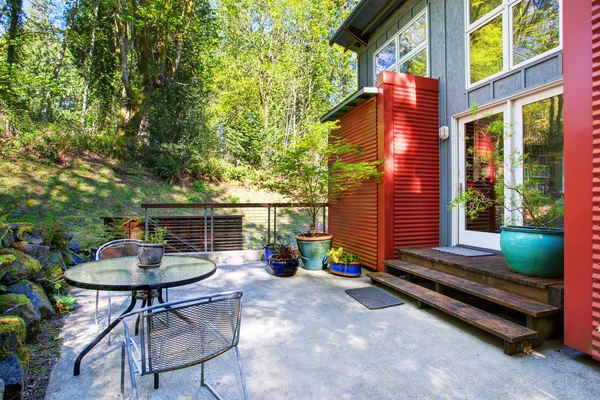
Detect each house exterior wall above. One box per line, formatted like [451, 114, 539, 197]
[354, 0, 564, 245]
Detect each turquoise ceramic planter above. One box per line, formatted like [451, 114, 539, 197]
[296, 234, 333, 270]
[500, 226, 564, 278]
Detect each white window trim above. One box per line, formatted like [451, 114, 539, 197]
[373, 8, 429, 84]
[465, 0, 563, 90]
[450, 81, 564, 249]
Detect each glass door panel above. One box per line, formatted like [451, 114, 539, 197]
[464, 114, 504, 233]
[522, 93, 564, 228]
[458, 108, 506, 250]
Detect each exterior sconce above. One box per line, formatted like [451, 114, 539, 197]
[439, 126, 449, 141]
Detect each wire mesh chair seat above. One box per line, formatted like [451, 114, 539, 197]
[95, 239, 142, 344]
[120, 291, 248, 400]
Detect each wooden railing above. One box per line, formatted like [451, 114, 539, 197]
[138, 203, 328, 252]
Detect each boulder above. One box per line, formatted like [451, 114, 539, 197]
[0, 249, 41, 285]
[0, 255, 15, 283]
[0, 316, 29, 363]
[37, 264, 63, 295]
[6, 281, 54, 318]
[46, 250, 66, 270]
[68, 239, 81, 254]
[19, 228, 43, 245]
[10, 244, 50, 269]
[0, 354, 24, 400]
[0, 224, 14, 248]
[9, 223, 34, 241]
[0, 295, 41, 342]
[68, 253, 84, 265]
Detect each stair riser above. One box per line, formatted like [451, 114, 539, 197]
[400, 253, 551, 304]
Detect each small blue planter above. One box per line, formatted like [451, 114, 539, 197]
[268, 256, 299, 277]
[500, 226, 564, 278]
[329, 261, 362, 277]
[264, 244, 278, 265]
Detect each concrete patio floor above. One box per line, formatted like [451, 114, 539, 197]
[46, 261, 599, 400]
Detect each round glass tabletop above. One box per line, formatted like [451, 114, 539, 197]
[64, 255, 217, 291]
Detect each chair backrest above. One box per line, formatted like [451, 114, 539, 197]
[139, 291, 243, 375]
[96, 239, 142, 261]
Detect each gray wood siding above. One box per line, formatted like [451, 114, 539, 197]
[352, 0, 563, 246]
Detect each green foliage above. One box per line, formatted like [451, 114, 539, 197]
[145, 227, 167, 245]
[228, 195, 240, 204]
[52, 294, 76, 314]
[0, 294, 32, 313]
[41, 218, 69, 250]
[193, 181, 209, 193]
[266, 122, 383, 235]
[327, 247, 360, 264]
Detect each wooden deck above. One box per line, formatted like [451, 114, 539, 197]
[398, 248, 564, 305]
[372, 247, 565, 354]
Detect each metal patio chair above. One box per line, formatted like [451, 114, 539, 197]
[95, 239, 142, 343]
[120, 291, 248, 400]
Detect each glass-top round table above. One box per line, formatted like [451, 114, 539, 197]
[65, 255, 216, 291]
[66, 255, 216, 376]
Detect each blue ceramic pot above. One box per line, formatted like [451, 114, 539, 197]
[264, 243, 278, 265]
[500, 226, 564, 278]
[329, 261, 361, 277]
[268, 256, 299, 277]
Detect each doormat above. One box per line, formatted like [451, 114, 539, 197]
[433, 246, 494, 257]
[345, 287, 404, 310]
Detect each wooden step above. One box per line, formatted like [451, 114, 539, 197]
[383, 260, 561, 317]
[367, 271, 538, 355]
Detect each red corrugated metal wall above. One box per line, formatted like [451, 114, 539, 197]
[388, 76, 440, 251]
[329, 72, 439, 271]
[591, 0, 600, 360]
[564, 0, 596, 358]
[329, 98, 379, 270]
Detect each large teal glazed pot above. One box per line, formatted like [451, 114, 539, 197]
[295, 234, 333, 270]
[499, 226, 564, 278]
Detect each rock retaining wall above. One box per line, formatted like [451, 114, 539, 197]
[0, 223, 85, 400]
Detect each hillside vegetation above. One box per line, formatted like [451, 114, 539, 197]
[0, 155, 285, 251]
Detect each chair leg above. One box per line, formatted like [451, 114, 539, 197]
[154, 373, 159, 389]
[200, 362, 224, 400]
[235, 346, 249, 400]
[121, 342, 125, 397]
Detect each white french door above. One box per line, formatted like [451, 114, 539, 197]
[456, 85, 564, 250]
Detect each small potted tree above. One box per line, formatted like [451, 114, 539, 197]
[266, 123, 382, 270]
[138, 227, 167, 267]
[450, 109, 564, 278]
[268, 243, 299, 277]
[327, 247, 362, 277]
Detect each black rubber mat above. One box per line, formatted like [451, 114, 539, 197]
[345, 286, 404, 310]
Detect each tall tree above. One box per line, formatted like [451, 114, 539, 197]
[113, 0, 208, 151]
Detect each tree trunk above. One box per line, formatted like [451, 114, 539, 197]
[81, 2, 100, 124]
[6, 0, 22, 66]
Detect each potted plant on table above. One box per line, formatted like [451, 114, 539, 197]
[138, 227, 167, 267]
[327, 247, 362, 277]
[450, 109, 564, 278]
[265, 123, 382, 271]
[268, 243, 300, 277]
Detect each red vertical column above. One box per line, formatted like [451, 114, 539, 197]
[563, 0, 595, 357]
